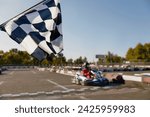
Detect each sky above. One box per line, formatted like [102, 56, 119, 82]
[0, 0, 150, 62]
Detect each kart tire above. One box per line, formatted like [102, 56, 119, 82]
[80, 80, 86, 86]
[105, 80, 109, 86]
[75, 79, 80, 85]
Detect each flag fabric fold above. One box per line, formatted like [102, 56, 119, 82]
[0, 0, 63, 61]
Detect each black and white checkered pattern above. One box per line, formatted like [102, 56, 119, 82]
[0, 0, 63, 60]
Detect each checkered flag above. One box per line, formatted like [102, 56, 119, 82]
[0, 0, 63, 61]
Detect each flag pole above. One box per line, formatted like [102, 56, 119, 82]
[0, 0, 47, 30]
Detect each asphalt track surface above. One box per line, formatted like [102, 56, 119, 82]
[0, 69, 150, 100]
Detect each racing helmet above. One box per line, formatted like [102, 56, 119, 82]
[83, 62, 90, 69]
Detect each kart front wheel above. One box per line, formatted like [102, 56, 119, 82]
[75, 79, 80, 85]
[80, 80, 86, 86]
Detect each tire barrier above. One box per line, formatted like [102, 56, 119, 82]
[35, 67, 150, 84]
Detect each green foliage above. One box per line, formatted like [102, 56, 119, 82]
[41, 59, 49, 66]
[52, 55, 66, 66]
[67, 58, 73, 65]
[0, 42, 149, 66]
[144, 43, 150, 62]
[0, 49, 67, 66]
[97, 51, 123, 64]
[74, 56, 87, 65]
[106, 51, 123, 64]
[126, 43, 150, 62]
[0, 50, 4, 54]
[0, 49, 32, 65]
[126, 48, 134, 61]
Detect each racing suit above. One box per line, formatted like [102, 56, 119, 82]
[81, 68, 91, 79]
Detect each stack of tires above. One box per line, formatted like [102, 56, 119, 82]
[0, 68, 2, 75]
[112, 75, 125, 84]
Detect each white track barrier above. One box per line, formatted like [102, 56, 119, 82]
[123, 75, 142, 82]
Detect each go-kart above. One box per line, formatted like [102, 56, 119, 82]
[72, 70, 109, 86]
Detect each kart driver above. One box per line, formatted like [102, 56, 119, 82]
[81, 62, 92, 79]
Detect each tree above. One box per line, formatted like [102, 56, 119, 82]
[126, 48, 135, 61]
[101, 51, 124, 64]
[41, 59, 49, 66]
[0, 50, 4, 54]
[97, 58, 105, 64]
[67, 58, 73, 65]
[52, 55, 66, 66]
[74, 56, 87, 65]
[113, 55, 123, 63]
[126, 43, 150, 62]
[0, 50, 4, 65]
[106, 51, 113, 63]
[0, 49, 33, 65]
[144, 43, 150, 62]
[134, 43, 146, 61]
[18, 51, 32, 65]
